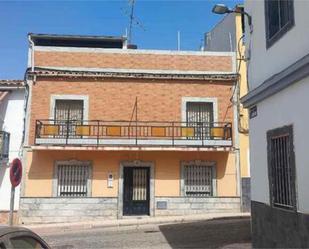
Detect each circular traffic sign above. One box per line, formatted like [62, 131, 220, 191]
[10, 158, 22, 187]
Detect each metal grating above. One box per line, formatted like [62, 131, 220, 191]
[57, 164, 89, 197]
[0, 131, 10, 161]
[55, 100, 83, 137]
[186, 102, 214, 139]
[270, 134, 294, 209]
[132, 168, 147, 201]
[184, 165, 213, 197]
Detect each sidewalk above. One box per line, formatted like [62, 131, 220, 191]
[24, 212, 250, 235]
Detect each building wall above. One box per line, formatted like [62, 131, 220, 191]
[0, 89, 25, 211]
[28, 78, 234, 145]
[234, 13, 250, 179]
[204, 13, 236, 52]
[24, 150, 237, 198]
[245, 0, 309, 90]
[20, 196, 240, 224]
[245, 0, 309, 212]
[205, 12, 250, 177]
[33, 49, 234, 73]
[244, 0, 309, 246]
[249, 76, 309, 213]
[203, 12, 250, 211]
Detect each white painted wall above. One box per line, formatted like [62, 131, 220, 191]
[249, 76, 309, 213]
[0, 89, 25, 210]
[245, 1, 309, 213]
[245, 0, 309, 90]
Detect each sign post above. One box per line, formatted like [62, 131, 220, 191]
[9, 158, 22, 226]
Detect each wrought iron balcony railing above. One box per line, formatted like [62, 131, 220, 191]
[35, 120, 233, 147]
[0, 131, 10, 161]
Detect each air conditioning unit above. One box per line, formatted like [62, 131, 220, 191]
[0, 131, 10, 162]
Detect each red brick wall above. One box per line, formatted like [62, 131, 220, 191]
[34, 51, 233, 72]
[29, 78, 234, 144]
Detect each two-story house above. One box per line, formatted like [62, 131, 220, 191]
[20, 33, 241, 224]
[0, 80, 25, 224]
[204, 4, 250, 212]
[242, 0, 309, 247]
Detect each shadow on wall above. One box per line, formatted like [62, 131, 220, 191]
[158, 217, 251, 249]
[215, 152, 229, 180]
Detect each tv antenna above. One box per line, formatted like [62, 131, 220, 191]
[128, 0, 135, 44]
[125, 0, 145, 44]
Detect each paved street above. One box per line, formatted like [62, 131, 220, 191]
[40, 217, 251, 249]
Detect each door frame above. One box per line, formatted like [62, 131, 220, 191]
[118, 160, 155, 218]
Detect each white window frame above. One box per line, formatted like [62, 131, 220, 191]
[50, 95, 89, 121]
[180, 160, 217, 197]
[52, 160, 92, 197]
[181, 97, 218, 123]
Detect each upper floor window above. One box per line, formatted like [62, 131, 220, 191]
[54, 99, 84, 137]
[55, 99, 84, 121]
[186, 102, 214, 139]
[265, 0, 294, 48]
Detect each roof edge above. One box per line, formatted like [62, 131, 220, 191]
[28, 33, 126, 41]
[0, 80, 24, 88]
[28, 67, 238, 81]
[241, 53, 309, 108]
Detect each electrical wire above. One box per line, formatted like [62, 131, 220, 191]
[231, 34, 249, 134]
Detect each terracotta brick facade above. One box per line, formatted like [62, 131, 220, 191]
[28, 77, 234, 145]
[34, 50, 233, 72]
[20, 42, 242, 222]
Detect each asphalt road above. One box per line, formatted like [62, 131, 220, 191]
[41, 217, 251, 249]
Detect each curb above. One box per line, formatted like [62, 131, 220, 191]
[25, 213, 251, 235]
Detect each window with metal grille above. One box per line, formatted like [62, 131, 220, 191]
[186, 102, 214, 139]
[183, 164, 215, 197]
[0, 131, 10, 161]
[56, 162, 91, 197]
[267, 125, 296, 210]
[265, 0, 294, 48]
[54, 100, 84, 137]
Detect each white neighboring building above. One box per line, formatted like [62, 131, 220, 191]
[242, 0, 309, 247]
[0, 80, 25, 223]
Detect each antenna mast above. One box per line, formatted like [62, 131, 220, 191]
[128, 0, 135, 44]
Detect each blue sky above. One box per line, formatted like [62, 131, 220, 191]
[0, 0, 241, 79]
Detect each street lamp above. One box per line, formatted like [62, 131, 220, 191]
[212, 4, 233, 14]
[212, 4, 252, 31]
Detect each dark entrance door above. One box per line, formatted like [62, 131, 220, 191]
[123, 167, 150, 216]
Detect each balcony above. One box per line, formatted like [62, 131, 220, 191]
[35, 120, 233, 148]
[0, 131, 10, 161]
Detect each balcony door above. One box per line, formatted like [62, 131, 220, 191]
[54, 100, 84, 137]
[186, 102, 214, 139]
